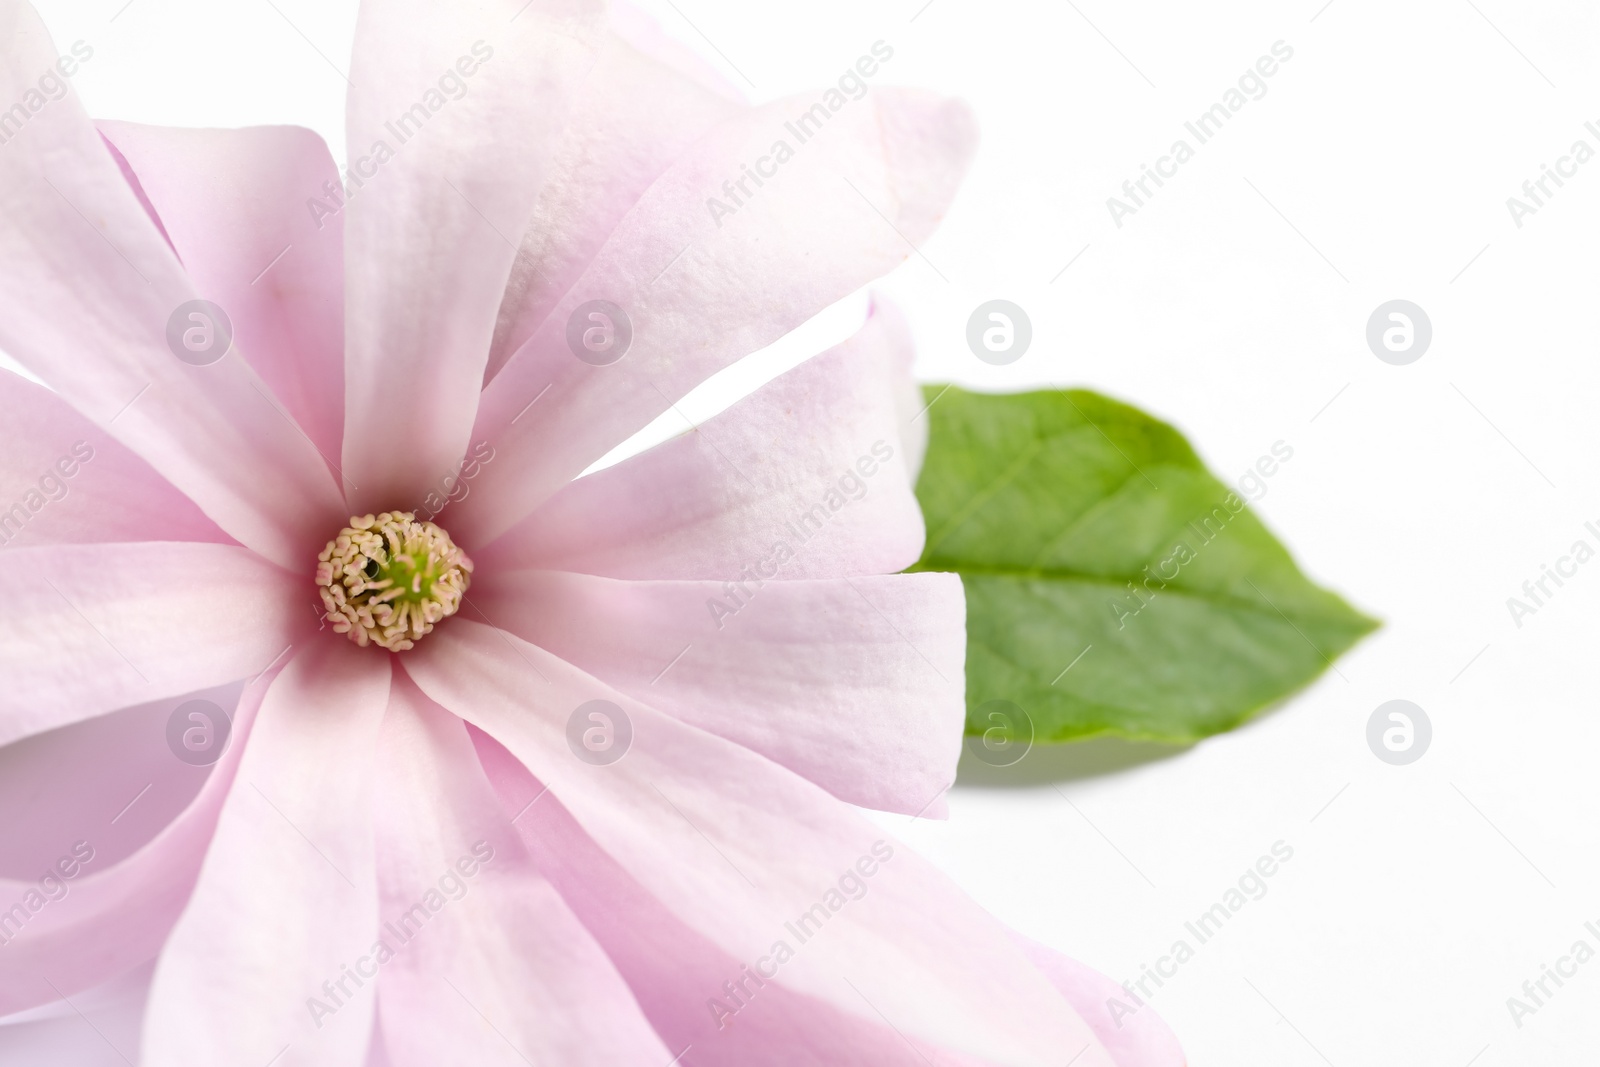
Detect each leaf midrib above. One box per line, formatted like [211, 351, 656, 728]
[918, 560, 1359, 628]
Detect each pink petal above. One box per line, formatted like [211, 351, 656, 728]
[0, 962, 151, 1063]
[1012, 935, 1188, 1066]
[371, 678, 672, 1064]
[363, 1021, 392, 1067]
[477, 299, 925, 577]
[403, 621, 1115, 1067]
[467, 569, 964, 816]
[0, 371, 228, 548]
[0, 681, 237, 878]
[450, 87, 979, 547]
[485, 30, 740, 380]
[341, 0, 604, 511]
[472, 730, 989, 1065]
[142, 643, 391, 1066]
[0, 542, 304, 748]
[0, 5, 346, 569]
[96, 122, 348, 468]
[0, 668, 277, 1016]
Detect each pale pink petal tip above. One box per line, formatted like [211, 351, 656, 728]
[1014, 934, 1189, 1066]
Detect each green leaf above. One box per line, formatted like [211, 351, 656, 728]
[910, 386, 1378, 744]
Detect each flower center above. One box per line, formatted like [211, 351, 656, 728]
[315, 512, 473, 652]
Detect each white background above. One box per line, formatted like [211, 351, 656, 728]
[12, 0, 1600, 1063]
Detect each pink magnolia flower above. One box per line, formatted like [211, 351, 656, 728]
[0, 0, 1184, 1064]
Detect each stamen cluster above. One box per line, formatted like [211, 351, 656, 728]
[316, 512, 472, 651]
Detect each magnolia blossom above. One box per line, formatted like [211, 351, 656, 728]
[0, 0, 1182, 1063]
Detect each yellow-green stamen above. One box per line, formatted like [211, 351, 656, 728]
[315, 512, 472, 652]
